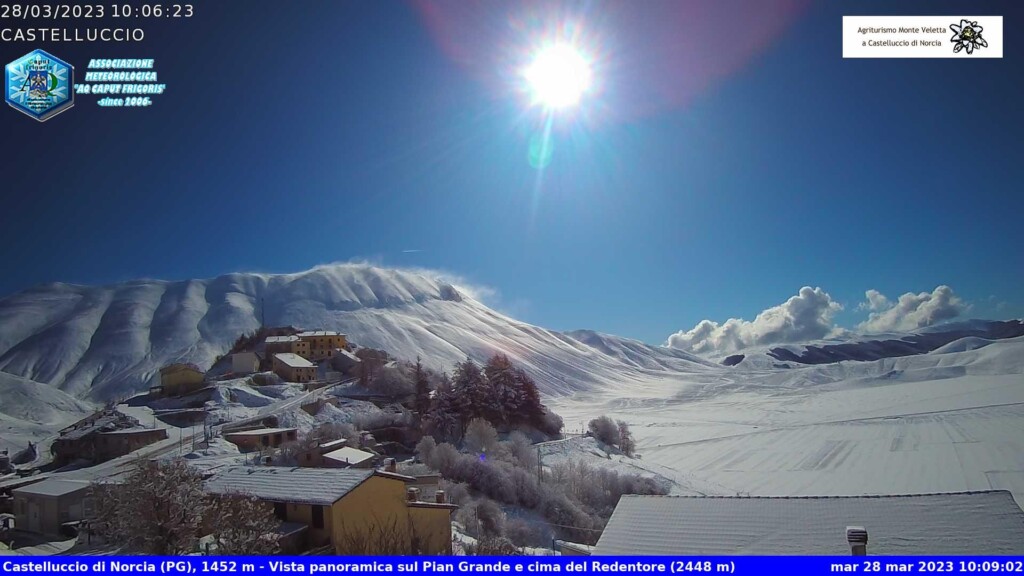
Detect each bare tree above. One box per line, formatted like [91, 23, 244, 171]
[335, 516, 432, 555]
[207, 493, 280, 555]
[89, 458, 207, 555]
[617, 420, 635, 457]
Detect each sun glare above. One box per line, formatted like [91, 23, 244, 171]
[524, 44, 592, 110]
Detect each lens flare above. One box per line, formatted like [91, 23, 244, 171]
[523, 44, 592, 110]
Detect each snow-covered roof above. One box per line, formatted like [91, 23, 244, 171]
[273, 353, 314, 368]
[265, 336, 299, 343]
[12, 478, 91, 498]
[594, 492, 1024, 555]
[297, 330, 343, 337]
[223, 427, 297, 437]
[98, 427, 164, 436]
[323, 447, 375, 466]
[318, 438, 347, 451]
[334, 349, 360, 362]
[204, 466, 375, 505]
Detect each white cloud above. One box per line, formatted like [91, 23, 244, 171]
[856, 285, 966, 333]
[665, 287, 843, 355]
[859, 289, 890, 312]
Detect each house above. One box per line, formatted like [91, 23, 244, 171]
[204, 466, 456, 554]
[297, 438, 351, 467]
[265, 335, 310, 362]
[50, 410, 167, 467]
[593, 492, 1024, 556]
[92, 428, 169, 462]
[231, 351, 260, 375]
[11, 479, 92, 537]
[154, 363, 206, 397]
[322, 447, 376, 469]
[296, 331, 347, 361]
[223, 427, 298, 452]
[272, 353, 317, 383]
[329, 348, 361, 373]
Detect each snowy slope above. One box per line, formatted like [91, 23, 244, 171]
[0, 371, 92, 452]
[0, 264, 714, 402]
[548, 335, 1024, 504]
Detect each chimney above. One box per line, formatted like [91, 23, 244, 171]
[385, 458, 397, 473]
[847, 526, 868, 556]
[435, 490, 446, 504]
[407, 487, 421, 502]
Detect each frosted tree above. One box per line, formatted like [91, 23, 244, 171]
[207, 493, 280, 555]
[414, 356, 431, 423]
[452, 359, 488, 422]
[463, 418, 499, 455]
[89, 458, 208, 555]
[483, 354, 521, 425]
[617, 420, 635, 457]
[588, 416, 620, 447]
[428, 373, 463, 443]
[514, 368, 545, 426]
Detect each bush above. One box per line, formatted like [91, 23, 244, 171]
[588, 416, 620, 446]
[505, 431, 537, 470]
[505, 517, 548, 548]
[369, 364, 414, 397]
[463, 536, 521, 556]
[463, 418, 498, 455]
[415, 436, 437, 463]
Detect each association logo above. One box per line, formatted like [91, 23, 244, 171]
[5, 49, 74, 122]
[950, 19, 988, 55]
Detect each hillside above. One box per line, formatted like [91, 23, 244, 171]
[0, 264, 714, 402]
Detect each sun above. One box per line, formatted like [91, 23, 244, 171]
[523, 44, 593, 110]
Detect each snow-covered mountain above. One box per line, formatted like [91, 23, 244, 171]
[2, 263, 1022, 504]
[0, 264, 713, 403]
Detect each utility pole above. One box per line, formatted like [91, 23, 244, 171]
[537, 445, 542, 484]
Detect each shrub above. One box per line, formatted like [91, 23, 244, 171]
[588, 416, 620, 446]
[415, 436, 437, 463]
[463, 418, 498, 455]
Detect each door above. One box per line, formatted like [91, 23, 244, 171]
[27, 501, 40, 533]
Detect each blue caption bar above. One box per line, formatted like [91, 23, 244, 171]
[1, 557, 1023, 576]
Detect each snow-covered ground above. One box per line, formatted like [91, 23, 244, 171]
[549, 336, 1024, 505]
[0, 263, 1021, 515]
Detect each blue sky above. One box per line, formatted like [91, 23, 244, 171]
[1, 0, 1021, 346]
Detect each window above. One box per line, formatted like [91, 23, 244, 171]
[274, 502, 286, 520]
[312, 505, 324, 529]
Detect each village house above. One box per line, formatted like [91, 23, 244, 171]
[231, 351, 261, 375]
[296, 331, 347, 361]
[11, 479, 92, 537]
[590, 492, 1024, 555]
[50, 410, 168, 467]
[223, 427, 298, 452]
[152, 363, 206, 397]
[264, 335, 310, 362]
[297, 438, 348, 467]
[204, 466, 456, 554]
[272, 353, 317, 383]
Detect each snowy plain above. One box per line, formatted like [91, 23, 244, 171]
[0, 264, 1021, 508]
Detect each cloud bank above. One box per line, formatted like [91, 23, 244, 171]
[666, 284, 969, 355]
[665, 287, 842, 355]
[856, 285, 966, 333]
